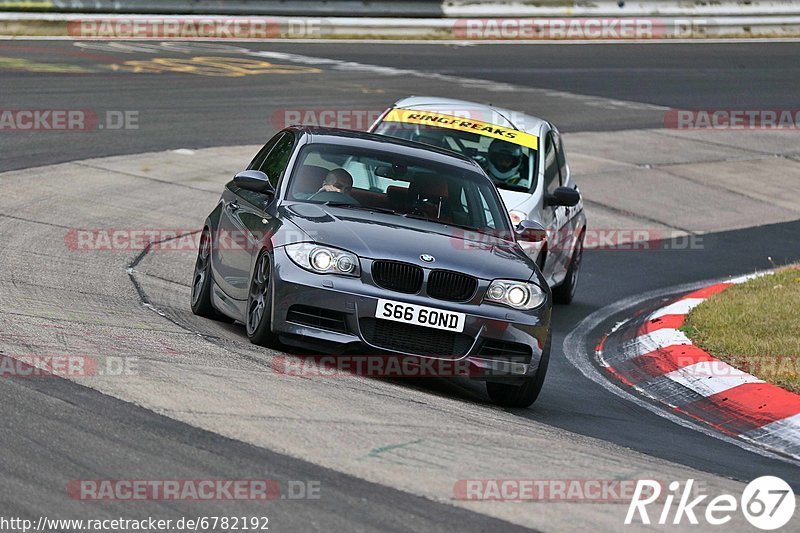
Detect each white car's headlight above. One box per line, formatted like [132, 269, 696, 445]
[484, 279, 547, 310]
[285, 243, 361, 277]
[508, 210, 526, 227]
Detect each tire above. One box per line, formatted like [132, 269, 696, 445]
[535, 247, 546, 273]
[245, 250, 279, 347]
[486, 334, 551, 408]
[190, 228, 217, 318]
[552, 231, 584, 305]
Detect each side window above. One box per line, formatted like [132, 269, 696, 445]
[259, 132, 296, 186]
[543, 131, 561, 195]
[341, 160, 372, 190]
[554, 131, 568, 184]
[248, 132, 283, 172]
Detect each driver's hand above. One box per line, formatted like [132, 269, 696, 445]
[319, 184, 339, 193]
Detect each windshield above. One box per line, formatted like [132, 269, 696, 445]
[286, 143, 513, 237]
[373, 121, 537, 191]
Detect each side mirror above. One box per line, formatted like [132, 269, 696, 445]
[545, 186, 580, 207]
[515, 219, 547, 243]
[234, 170, 275, 195]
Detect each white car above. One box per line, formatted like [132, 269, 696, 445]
[370, 96, 587, 304]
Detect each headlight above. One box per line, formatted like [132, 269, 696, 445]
[285, 243, 361, 277]
[484, 279, 546, 310]
[508, 210, 526, 227]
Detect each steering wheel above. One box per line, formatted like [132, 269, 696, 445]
[506, 176, 526, 186]
[307, 190, 357, 204]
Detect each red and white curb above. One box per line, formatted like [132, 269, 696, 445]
[597, 273, 800, 460]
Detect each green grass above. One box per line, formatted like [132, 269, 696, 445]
[682, 266, 800, 394]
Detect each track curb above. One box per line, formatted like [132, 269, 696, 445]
[598, 272, 800, 461]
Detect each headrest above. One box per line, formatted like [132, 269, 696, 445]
[386, 185, 409, 205]
[292, 165, 329, 194]
[410, 175, 448, 199]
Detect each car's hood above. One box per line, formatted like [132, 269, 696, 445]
[498, 189, 534, 214]
[280, 203, 537, 281]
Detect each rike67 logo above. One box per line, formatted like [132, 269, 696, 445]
[626, 477, 795, 530]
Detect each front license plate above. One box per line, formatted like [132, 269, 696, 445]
[375, 299, 466, 333]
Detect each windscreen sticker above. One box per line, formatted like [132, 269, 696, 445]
[382, 108, 538, 150]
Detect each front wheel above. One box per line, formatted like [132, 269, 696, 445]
[552, 231, 584, 305]
[486, 334, 551, 408]
[246, 251, 279, 347]
[190, 228, 216, 318]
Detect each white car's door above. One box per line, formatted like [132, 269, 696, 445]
[541, 130, 572, 286]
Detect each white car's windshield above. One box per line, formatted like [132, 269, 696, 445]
[373, 121, 537, 192]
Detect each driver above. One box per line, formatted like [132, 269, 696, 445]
[485, 139, 524, 183]
[319, 168, 353, 194]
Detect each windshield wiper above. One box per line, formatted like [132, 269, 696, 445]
[492, 180, 529, 193]
[403, 214, 501, 238]
[324, 202, 400, 216]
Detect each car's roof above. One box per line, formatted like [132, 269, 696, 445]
[390, 96, 548, 137]
[292, 126, 482, 172]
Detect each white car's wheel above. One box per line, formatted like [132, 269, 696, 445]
[552, 231, 584, 305]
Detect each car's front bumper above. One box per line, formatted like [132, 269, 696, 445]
[270, 247, 551, 382]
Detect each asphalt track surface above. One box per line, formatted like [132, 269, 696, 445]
[1, 39, 800, 530]
[3, 40, 800, 171]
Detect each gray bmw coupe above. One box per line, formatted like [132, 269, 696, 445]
[191, 127, 552, 407]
